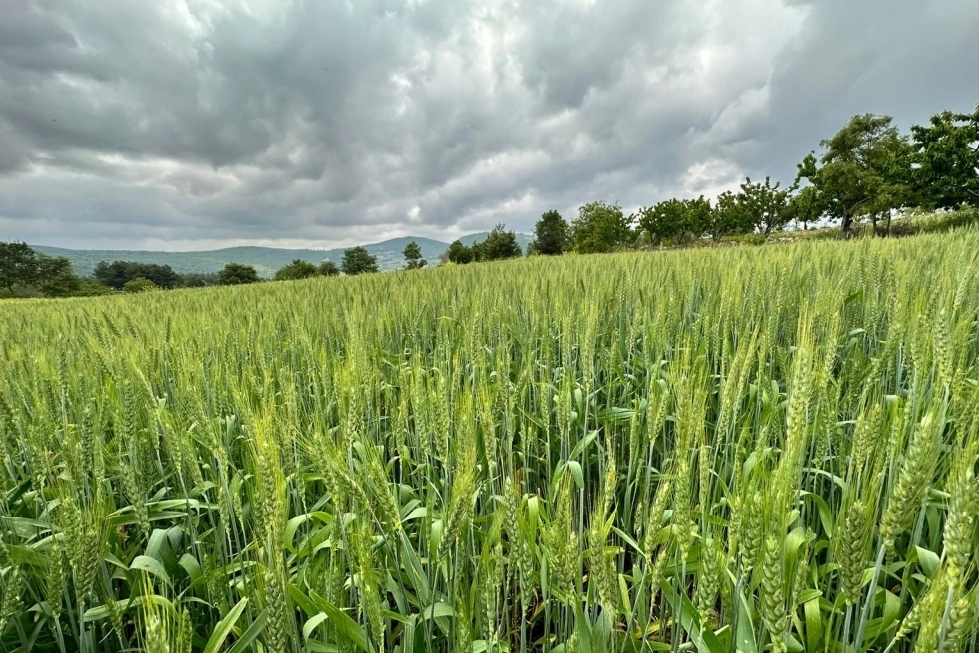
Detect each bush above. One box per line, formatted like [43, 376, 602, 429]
[911, 206, 979, 234]
[76, 279, 114, 296]
[123, 277, 159, 293]
[274, 260, 320, 281]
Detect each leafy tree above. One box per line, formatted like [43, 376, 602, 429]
[570, 201, 634, 253]
[403, 241, 427, 269]
[707, 191, 752, 240]
[910, 106, 979, 210]
[318, 260, 340, 277]
[637, 197, 711, 245]
[444, 240, 474, 264]
[218, 263, 260, 285]
[783, 185, 824, 231]
[477, 224, 522, 261]
[274, 259, 319, 281]
[93, 261, 181, 289]
[738, 177, 793, 236]
[867, 144, 915, 235]
[637, 199, 683, 245]
[470, 240, 486, 262]
[341, 246, 379, 275]
[147, 264, 181, 288]
[531, 210, 569, 255]
[0, 242, 107, 298]
[678, 196, 712, 243]
[180, 273, 220, 287]
[93, 261, 125, 289]
[0, 241, 39, 292]
[74, 278, 113, 296]
[798, 114, 912, 236]
[123, 277, 159, 293]
[35, 255, 83, 297]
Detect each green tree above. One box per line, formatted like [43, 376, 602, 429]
[478, 224, 522, 261]
[75, 278, 113, 296]
[218, 263, 260, 285]
[570, 201, 633, 253]
[531, 210, 569, 255]
[36, 255, 83, 297]
[0, 244, 97, 298]
[798, 114, 912, 236]
[341, 246, 379, 275]
[637, 197, 711, 245]
[910, 106, 979, 210]
[180, 272, 220, 287]
[274, 259, 319, 281]
[444, 240, 473, 264]
[318, 260, 340, 277]
[738, 177, 793, 236]
[783, 185, 824, 231]
[93, 261, 181, 289]
[0, 241, 39, 292]
[470, 240, 486, 261]
[678, 196, 712, 243]
[707, 191, 752, 240]
[867, 142, 915, 236]
[123, 277, 159, 293]
[403, 241, 427, 270]
[637, 199, 682, 245]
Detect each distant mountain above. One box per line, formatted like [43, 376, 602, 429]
[33, 231, 535, 277]
[32, 245, 341, 277]
[352, 237, 449, 271]
[32, 235, 492, 277]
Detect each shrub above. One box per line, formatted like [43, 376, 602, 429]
[122, 277, 158, 293]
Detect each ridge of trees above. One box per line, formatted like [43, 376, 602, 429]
[442, 224, 523, 264]
[4, 104, 975, 299]
[523, 104, 977, 256]
[0, 245, 380, 298]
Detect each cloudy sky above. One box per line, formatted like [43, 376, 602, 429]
[1, 0, 976, 251]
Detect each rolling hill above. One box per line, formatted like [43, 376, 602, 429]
[33, 237, 449, 277]
[33, 232, 532, 277]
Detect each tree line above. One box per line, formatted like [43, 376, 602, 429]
[442, 224, 524, 264]
[0, 242, 110, 298]
[3, 103, 974, 297]
[0, 242, 413, 298]
[509, 105, 978, 258]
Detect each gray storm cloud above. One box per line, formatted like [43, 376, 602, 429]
[0, 0, 976, 249]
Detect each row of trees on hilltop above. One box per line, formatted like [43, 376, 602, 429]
[0, 242, 391, 298]
[93, 261, 183, 288]
[4, 104, 974, 297]
[523, 104, 979, 256]
[188, 246, 382, 287]
[216, 246, 384, 285]
[3, 238, 429, 298]
[442, 224, 524, 264]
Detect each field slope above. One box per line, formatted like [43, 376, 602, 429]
[2, 229, 978, 652]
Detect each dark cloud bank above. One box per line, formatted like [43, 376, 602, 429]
[1, 0, 976, 250]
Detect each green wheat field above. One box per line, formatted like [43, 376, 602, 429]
[1, 230, 978, 653]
